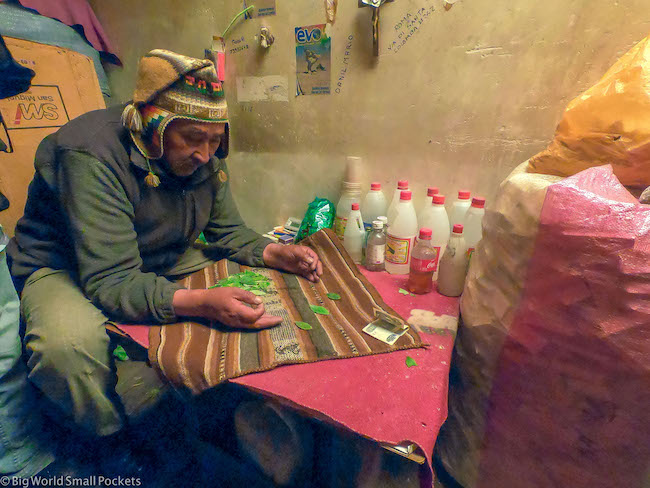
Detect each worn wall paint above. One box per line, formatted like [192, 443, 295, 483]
[90, 0, 650, 232]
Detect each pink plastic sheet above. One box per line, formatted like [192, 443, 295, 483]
[477, 165, 650, 488]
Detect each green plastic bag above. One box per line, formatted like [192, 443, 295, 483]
[295, 198, 335, 242]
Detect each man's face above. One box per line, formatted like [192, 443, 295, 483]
[160, 119, 225, 177]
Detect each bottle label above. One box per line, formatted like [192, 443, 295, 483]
[334, 216, 348, 240]
[385, 234, 414, 265]
[366, 244, 385, 265]
[410, 247, 441, 272]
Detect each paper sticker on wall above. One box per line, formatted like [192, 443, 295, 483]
[295, 24, 331, 96]
[246, 0, 276, 17]
[236, 75, 289, 102]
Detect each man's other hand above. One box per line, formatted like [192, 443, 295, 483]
[173, 287, 282, 329]
[262, 243, 323, 283]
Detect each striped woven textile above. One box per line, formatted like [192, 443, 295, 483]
[147, 229, 426, 394]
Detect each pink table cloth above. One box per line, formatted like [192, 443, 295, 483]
[117, 269, 459, 486]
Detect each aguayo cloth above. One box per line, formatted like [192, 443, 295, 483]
[145, 229, 425, 393]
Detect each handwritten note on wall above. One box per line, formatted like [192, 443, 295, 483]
[387, 5, 436, 54]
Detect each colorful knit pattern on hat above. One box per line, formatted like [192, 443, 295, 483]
[123, 49, 229, 161]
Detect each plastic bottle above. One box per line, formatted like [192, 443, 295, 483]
[418, 194, 450, 279]
[438, 224, 469, 297]
[407, 228, 437, 294]
[449, 190, 472, 231]
[343, 203, 364, 264]
[377, 216, 388, 236]
[417, 186, 439, 222]
[361, 182, 388, 232]
[463, 197, 485, 263]
[385, 191, 418, 275]
[386, 180, 409, 226]
[334, 156, 362, 241]
[365, 220, 386, 272]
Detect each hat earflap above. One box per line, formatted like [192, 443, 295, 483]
[121, 103, 143, 133]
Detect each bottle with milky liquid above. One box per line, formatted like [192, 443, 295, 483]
[407, 228, 437, 294]
[418, 194, 450, 279]
[385, 191, 418, 275]
[365, 220, 386, 272]
[463, 197, 485, 263]
[387, 180, 409, 226]
[343, 203, 365, 264]
[334, 157, 362, 241]
[417, 186, 439, 222]
[437, 224, 469, 297]
[449, 190, 472, 231]
[361, 182, 388, 233]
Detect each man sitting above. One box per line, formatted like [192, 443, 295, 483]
[7, 49, 322, 481]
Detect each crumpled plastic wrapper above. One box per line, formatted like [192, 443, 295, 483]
[528, 34, 650, 188]
[437, 163, 650, 488]
[325, 0, 337, 24]
[295, 197, 335, 242]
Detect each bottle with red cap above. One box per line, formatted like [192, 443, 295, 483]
[407, 228, 437, 294]
[417, 186, 440, 222]
[343, 202, 365, 263]
[463, 197, 486, 262]
[385, 190, 418, 274]
[386, 180, 410, 226]
[438, 224, 469, 297]
[361, 182, 388, 233]
[449, 189, 472, 231]
[418, 194, 450, 279]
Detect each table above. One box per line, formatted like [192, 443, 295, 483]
[117, 269, 459, 486]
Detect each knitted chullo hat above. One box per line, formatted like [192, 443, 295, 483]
[121, 49, 229, 187]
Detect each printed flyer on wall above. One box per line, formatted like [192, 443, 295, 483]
[295, 24, 331, 96]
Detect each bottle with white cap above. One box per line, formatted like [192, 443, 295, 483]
[361, 182, 388, 233]
[334, 156, 362, 241]
[377, 216, 388, 236]
[387, 180, 410, 226]
[417, 186, 439, 222]
[418, 194, 450, 279]
[437, 224, 469, 297]
[463, 197, 486, 262]
[449, 190, 472, 231]
[365, 220, 386, 272]
[343, 203, 365, 264]
[385, 190, 418, 275]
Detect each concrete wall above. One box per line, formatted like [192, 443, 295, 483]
[90, 0, 649, 232]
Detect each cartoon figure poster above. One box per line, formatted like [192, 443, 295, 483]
[295, 24, 331, 96]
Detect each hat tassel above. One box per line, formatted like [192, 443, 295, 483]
[144, 158, 160, 188]
[121, 103, 143, 133]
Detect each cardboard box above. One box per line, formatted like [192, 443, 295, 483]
[0, 37, 105, 236]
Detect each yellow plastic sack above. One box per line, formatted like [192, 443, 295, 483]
[528, 34, 650, 188]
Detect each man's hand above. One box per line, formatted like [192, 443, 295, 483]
[173, 287, 282, 329]
[262, 243, 323, 282]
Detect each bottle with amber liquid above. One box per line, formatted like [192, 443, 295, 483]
[407, 228, 438, 294]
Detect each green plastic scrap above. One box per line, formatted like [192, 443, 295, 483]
[113, 345, 129, 362]
[295, 198, 336, 242]
[398, 288, 415, 296]
[405, 356, 417, 368]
